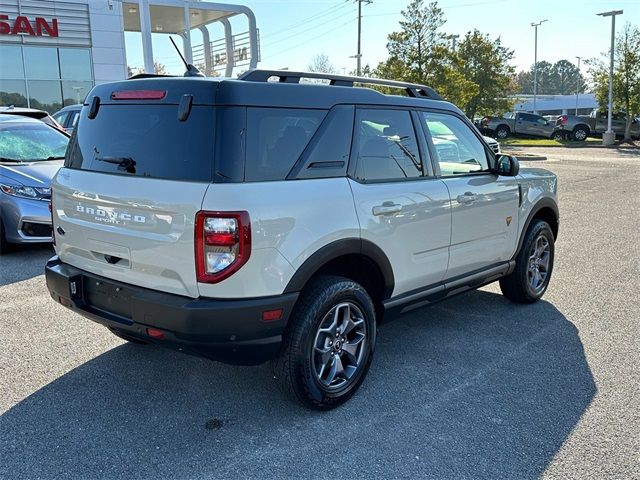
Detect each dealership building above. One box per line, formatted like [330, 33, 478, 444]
[0, 0, 259, 113]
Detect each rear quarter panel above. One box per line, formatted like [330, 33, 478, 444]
[198, 178, 360, 298]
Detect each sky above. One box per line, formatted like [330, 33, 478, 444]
[124, 0, 640, 77]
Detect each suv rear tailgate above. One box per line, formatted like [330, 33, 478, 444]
[53, 169, 207, 298]
[53, 85, 217, 298]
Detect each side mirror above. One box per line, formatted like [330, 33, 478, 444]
[496, 155, 519, 177]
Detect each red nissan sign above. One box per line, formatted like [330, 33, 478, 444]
[0, 15, 59, 37]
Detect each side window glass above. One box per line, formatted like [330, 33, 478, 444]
[70, 111, 79, 128]
[355, 108, 422, 181]
[245, 107, 325, 182]
[422, 111, 490, 176]
[54, 111, 68, 126]
[295, 105, 354, 179]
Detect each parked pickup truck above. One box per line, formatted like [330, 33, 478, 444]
[479, 112, 558, 140]
[554, 110, 640, 141]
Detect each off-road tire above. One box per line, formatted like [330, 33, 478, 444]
[500, 219, 555, 303]
[272, 275, 376, 410]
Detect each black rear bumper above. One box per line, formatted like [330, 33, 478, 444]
[45, 257, 298, 365]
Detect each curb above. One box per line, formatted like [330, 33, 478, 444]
[500, 143, 639, 149]
[513, 154, 547, 161]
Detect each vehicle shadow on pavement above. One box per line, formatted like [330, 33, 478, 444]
[0, 290, 595, 479]
[0, 245, 53, 287]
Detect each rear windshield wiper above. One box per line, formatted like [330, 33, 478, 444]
[95, 156, 136, 172]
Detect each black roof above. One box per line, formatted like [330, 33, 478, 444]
[85, 70, 462, 115]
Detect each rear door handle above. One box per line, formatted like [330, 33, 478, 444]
[372, 202, 402, 216]
[457, 192, 478, 204]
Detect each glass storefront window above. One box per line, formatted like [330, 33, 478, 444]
[0, 79, 28, 107]
[0, 46, 93, 111]
[59, 49, 92, 80]
[27, 80, 63, 113]
[62, 80, 93, 106]
[0, 45, 24, 79]
[23, 47, 60, 80]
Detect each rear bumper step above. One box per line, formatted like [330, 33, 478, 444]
[45, 256, 298, 365]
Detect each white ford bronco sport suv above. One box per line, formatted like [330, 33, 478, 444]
[46, 70, 559, 409]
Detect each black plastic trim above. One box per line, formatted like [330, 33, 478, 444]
[283, 238, 395, 299]
[45, 257, 298, 365]
[383, 261, 514, 317]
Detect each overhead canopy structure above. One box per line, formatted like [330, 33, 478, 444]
[123, 0, 259, 77]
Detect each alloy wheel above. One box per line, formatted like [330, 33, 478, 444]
[312, 302, 367, 390]
[527, 234, 551, 294]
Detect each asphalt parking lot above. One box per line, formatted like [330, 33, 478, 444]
[1, 147, 638, 479]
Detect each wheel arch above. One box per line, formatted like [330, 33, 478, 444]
[283, 239, 395, 306]
[513, 199, 559, 259]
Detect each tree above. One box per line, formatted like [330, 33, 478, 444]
[455, 29, 515, 119]
[515, 60, 586, 95]
[375, 1, 475, 103]
[308, 54, 337, 74]
[385, 0, 445, 81]
[589, 23, 640, 141]
[373, 1, 514, 117]
[153, 61, 167, 75]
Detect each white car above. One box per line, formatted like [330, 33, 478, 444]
[46, 70, 559, 409]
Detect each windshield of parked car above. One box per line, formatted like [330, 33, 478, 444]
[0, 123, 68, 162]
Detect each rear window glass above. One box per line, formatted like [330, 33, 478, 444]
[245, 107, 326, 182]
[65, 105, 214, 182]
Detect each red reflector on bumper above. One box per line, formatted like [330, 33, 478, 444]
[147, 328, 165, 339]
[262, 309, 283, 321]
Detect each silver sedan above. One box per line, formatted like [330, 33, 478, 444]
[0, 115, 68, 254]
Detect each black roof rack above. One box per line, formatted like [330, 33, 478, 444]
[238, 69, 443, 101]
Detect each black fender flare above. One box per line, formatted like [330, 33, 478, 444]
[283, 238, 395, 299]
[513, 198, 559, 259]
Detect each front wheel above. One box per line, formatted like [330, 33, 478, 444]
[500, 219, 555, 303]
[272, 276, 376, 410]
[551, 131, 565, 141]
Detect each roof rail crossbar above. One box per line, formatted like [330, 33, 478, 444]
[238, 69, 442, 100]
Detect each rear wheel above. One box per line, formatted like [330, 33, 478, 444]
[500, 219, 555, 303]
[572, 125, 589, 141]
[272, 276, 376, 410]
[496, 125, 510, 139]
[552, 131, 565, 141]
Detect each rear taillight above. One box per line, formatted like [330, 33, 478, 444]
[195, 211, 251, 283]
[560, 115, 568, 125]
[49, 200, 55, 246]
[482, 116, 490, 126]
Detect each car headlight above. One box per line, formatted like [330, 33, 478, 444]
[0, 184, 51, 200]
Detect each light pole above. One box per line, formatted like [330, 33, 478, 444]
[354, 0, 372, 76]
[597, 10, 623, 146]
[531, 19, 547, 114]
[445, 34, 460, 51]
[575, 56, 582, 115]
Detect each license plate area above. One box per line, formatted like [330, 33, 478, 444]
[82, 276, 133, 320]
